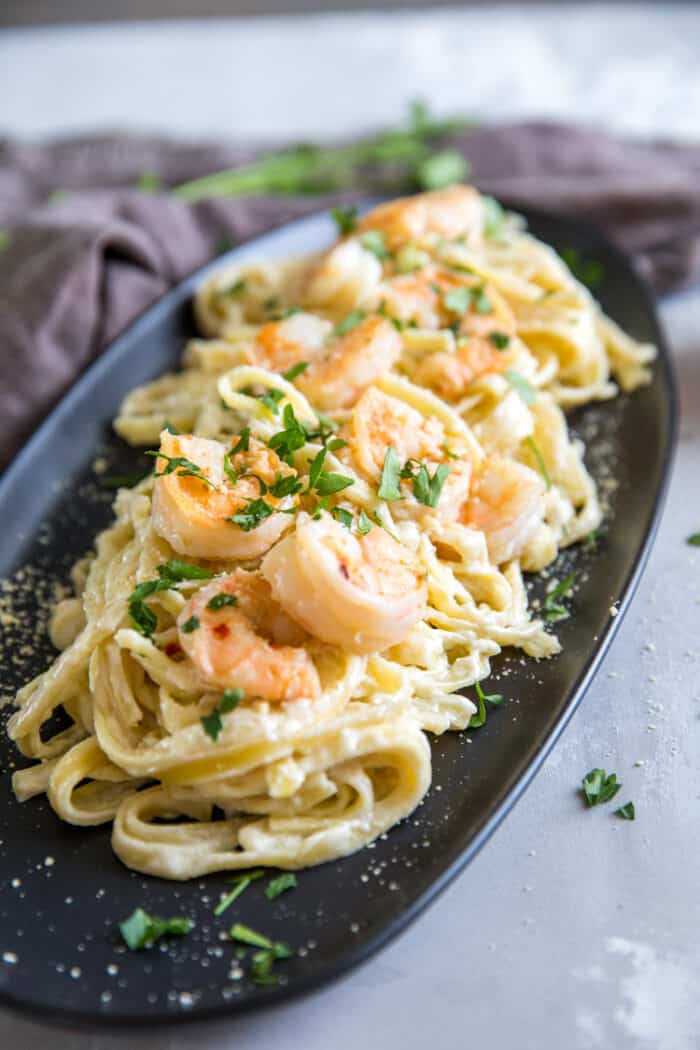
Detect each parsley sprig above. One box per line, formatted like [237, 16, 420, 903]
[201, 688, 244, 741]
[147, 451, 215, 488]
[265, 873, 297, 900]
[378, 447, 451, 508]
[120, 908, 192, 950]
[582, 768, 621, 807]
[543, 573, 575, 622]
[468, 680, 505, 729]
[229, 923, 293, 986]
[128, 561, 214, 637]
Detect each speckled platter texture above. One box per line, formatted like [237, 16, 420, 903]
[0, 204, 676, 1029]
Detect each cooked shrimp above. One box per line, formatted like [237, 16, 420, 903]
[462, 455, 545, 564]
[343, 387, 472, 522]
[261, 511, 427, 653]
[303, 239, 383, 315]
[177, 570, 320, 701]
[151, 431, 298, 561]
[253, 312, 402, 410]
[357, 185, 482, 252]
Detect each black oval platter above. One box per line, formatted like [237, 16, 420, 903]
[0, 202, 676, 1029]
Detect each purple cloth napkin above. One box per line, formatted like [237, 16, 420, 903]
[1, 121, 698, 467]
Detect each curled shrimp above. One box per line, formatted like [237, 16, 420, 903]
[151, 430, 298, 561]
[177, 570, 320, 701]
[462, 455, 545, 564]
[252, 311, 402, 410]
[357, 185, 482, 252]
[343, 387, 472, 522]
[261, 511, 427, 653]
[303, 238, 383, 315]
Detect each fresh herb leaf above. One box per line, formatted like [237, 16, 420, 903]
[482, 195, 505, 238]
[378, 446, 402, 501]
[468, 679, 505, 729]
[417, 149, 467, 191]
[488, 331, 510, 349]
[560, 247, 604, 290]
[308, 447, 328, 490]
[333, 309, 365, 337]
[331, 205, 358, 236]
[163, 421, 181, 434]
[120, 908, 191, 950]
[524, 435, 552, 490]
[505, 369, 537, 405]
[582, 767, 621, 807]
[442, 287, 472, 315]
[281, 361, 310, 382]
[357, 509, 373, 535]
[230, 924, 292, 985]
[201, 688, 244, 741]
[268, 404, 307, 462]
[473, 287, 492, 314]
[137, 171, 161, 192]
[230, 923, 285, 952]
[231, 427, 251, 455]
[326, 437, 348, 452]
[442, 443, 459, 460]
[228, 498, 274, 531]
[331, 507, 354, 529]
[157, 560, 214, 582]
[206, 593, 239, 611]
[214, 869, 264, 917]
[615, 801, 635, 821]
[147, 451, 216, 488]
[218, 277, 246, 298]
[543, 573, 575, 622]
[269, 474, 303, 499]
[395, 243, 426, 274]
[359, 230, 389, 260]
[315, 472, 354, 496]
[686, 532, 700, 547]
[265, 873, 297, 900]
[259, 388, 285, 414]
[181, 614, 200, 633]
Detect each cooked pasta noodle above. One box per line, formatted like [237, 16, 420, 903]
[9, 186, 654, 879]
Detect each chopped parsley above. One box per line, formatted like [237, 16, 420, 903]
[686, 532, 700, 547]
[181, 614, 200, 633]
[137, 171, 161, 192]
[229, 924, 292, 985]
[442, 287, 472, 315]
[163, 420, 181, 434]
[524, 435, 551, 490]
[378, 446, 402, 501]
[395, 243, 426, 274]
[265, 873, 297, 900]
[357, 509, 373, 535]
[218, 277, 246, 298]
[333, 309, 366, 337]
[482, 195, 505, 238]
[417, 149, 468, 191]
[147, 451, 215, 488]
[267, 403, 308, 462]
[228, 498, 275, 532]
[505, 369, 537, 405]
[201, 688, 244, 741]
[281, 360, 310, 382]
[259, 388, 285, 414]
[331, 205, 358, 236]
[307, 446, 354, 497]
[473, 287, 492, 314]
[120, 908, 191, 950]
[359, 230, 389, 260]
[469, 680, 505, 729]
[269, 473, 303, 498]
[128, 561, 214, 637]
[214, 869, 264, 916]
[560, 247, 604, 290]
[615, 801, 635, 821]
[488, 331, 510, 349]
[543, 573, 575, 622]
[582, 767, 621, 807]
[331, 507, 354, 530]
[401, 460, 451, 508]
[207, 592, 239, 611]
[231, 427, 250, 455]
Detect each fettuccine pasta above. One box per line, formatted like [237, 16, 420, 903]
[9, 186, 654, 879]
